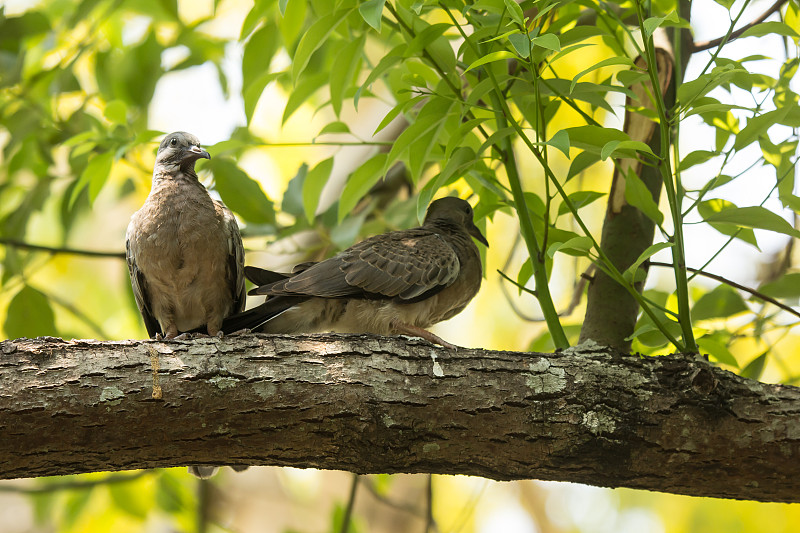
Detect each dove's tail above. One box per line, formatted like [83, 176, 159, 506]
[220, 295, 307, 334]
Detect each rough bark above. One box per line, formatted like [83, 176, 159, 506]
[1, 335, 799, 503]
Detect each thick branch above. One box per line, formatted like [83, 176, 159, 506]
[1, 335, 799, 502]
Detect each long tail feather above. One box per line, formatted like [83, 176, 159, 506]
[220, 295, 306, 334]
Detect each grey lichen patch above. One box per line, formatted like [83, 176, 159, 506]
[430, 351, 444, 378]
[422, 442, 440, 453]
[563, 339, 607, 355]
[209, 376, 238, 390]
[529, 358, 550, 373]
[99, 386, 124, 405]
[526, 363, 567, 394]
[583, 410, 616, 435]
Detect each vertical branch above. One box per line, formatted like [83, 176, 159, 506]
[581, 1, 696, 351]
[579, 49, 674, 350]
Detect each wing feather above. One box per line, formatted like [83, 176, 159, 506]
[125, 234, 160, 338]
[263, 228, 460, 301]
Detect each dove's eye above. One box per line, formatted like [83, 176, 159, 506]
[170, 138, 178, 146]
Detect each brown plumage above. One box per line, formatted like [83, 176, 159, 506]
[224, 197, 488, 348]
[125, 132, 245, 339]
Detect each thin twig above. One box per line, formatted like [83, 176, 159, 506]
[0, 470, 149, 493]
[361, 477, 426, 517]
[693, 0, 788, 52]
[339, 473, 359, 533]
[0, 238, 126, 259]
[197, 477, 211, 533]
[649, 261, 800, 320]
[424, 474, 438, 533]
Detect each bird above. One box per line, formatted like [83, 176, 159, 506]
[125, 131, 245, 339]
[222, 197, 488, 349]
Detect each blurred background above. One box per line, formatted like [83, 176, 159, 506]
[1, 0, 799, 531]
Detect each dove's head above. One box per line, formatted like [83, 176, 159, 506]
[155, 131, 210, 174]
[425, 197, 489, 247]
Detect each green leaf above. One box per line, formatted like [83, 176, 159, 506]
[70, 150, 114, 207]
[547, 236, 593, 258]
[734, 107, 792, 151]
[279, 0, 289, 16]
[697, 337, 739, 367]
[601, 140, 656, 160]
[338, 153, 388, 222]
[385, 98, 452, 175]
[679, 150, 719, 171]
[280, 0, 307, 47]
[740, 21, 800, 39]
[359, 0, 386, 31]
[5, 286, 56, 338]
[504, 0, 525, 25]
[624, 169, 664, 225]
[758, 273, 800, 300]
[517, 258, 533, 293]
[508, 33, 531, 58]
[566, 151, 600, 181]
[564, 125, 629, 153]
[704, 206, 800, 239]
[282, 72, 328, 124]
[692, 285, 749, 321]
[677, 66, 745, 106]
[547, 129, 570, 158]
[684, 102, 751, 118]
[155, 472, 186, 513]
[623, 242, 673, 282]
[373, 96, 420, 135]
[464, 51, 515, 73]
[104, 100, 128, 124]
[292, 8, 353, 82]
[207, 159, 275, 224]
[303, 157, 334, 223]
[317, 121, 351, 136]
[63, 489, 93, 530]
[109, 482, 148, 518]
[571, 56, 634, 93]
[531, 33, 561, 52]
[557, 191, 605, 217]
[643, 11, 679, 39]
[244, 72, 280, 123]
[697, 199, 759, 249]
[330, 35, 364, 117]
[356, 48, 403, 108]
[740, 351, 768, 380]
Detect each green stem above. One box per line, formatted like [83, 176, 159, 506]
[449, 7, 569, 348]
[490, 89, 569, 349]
[635, 1, 697, 352]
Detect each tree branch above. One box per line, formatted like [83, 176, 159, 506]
[649, 261, 800, 320]
[1, 335, 799, 503]
[692, 0, 788, 52]
[0, 238, 126, 259]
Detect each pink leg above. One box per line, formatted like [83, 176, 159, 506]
[390, 319, 459, 350]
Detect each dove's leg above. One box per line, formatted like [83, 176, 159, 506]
[390, 319, 459, 350]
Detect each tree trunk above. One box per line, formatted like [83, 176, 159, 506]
[1, 335, 798, 503]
